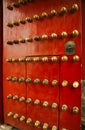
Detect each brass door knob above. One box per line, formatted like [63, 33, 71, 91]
[51, 10, 57, 16]
[51, 80, 58, 86]
[72, 30, 79, 37]
[13, 95, 18, 100]
[34, 79, 40, 84]
[52, 125, 58, 130]
[13, 114, 19, 119]
[42, 12, 48, 18]
[20, 116, 25, 122]
[7, 94, 13, 99]
[62, 80, 68, 87]
[43, 123, 48, 130]
[7, 112, 13, 117]
[61, 56, 68, 62]
[34, 99, 40, 105]
[71, 4, 79, 13]
[26, 98, 32, 104]
[26, 118, 32, 125]
[19, 97, 25, 102]
[52, 103, 58, 109]
[61, 32, 68, 38]
[61, 104, 68, 111]
[72, 106, 79, 114]
[19, 77, 25, 82]
[42, 79, 49, 85]
[73, 55, 80, 62]
[26, 78, 32, 83]
[60, 7, 67, 15]
[34, 120, 40, 127]
[43, 101, 49, 107]
[73, 81, 79, 88]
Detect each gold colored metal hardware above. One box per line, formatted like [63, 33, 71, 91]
[34, 99, 40, 105]
[61, 56, 68, 62]
[73, 81, 79, 88]
[19, 77, 25, 82]
[34, 36, 40, 41]
[7, 112, 13, 117]
[43, 123, 48, 130]
[52, 103, 58, 109]
[26, 78, 32, 83]
[43, 101, 49, 107]
[42, 34, 48, 40]
[62, 104, 68, 111]
[6, 76, 12, 81]
[61, 32, 68, 38]
[52, 125, 58, 130]
[42, 57, 48, 62]
[7, 23, 13, 28]
[51, 33, 57, 39]
[51, 56, 58, 62]
[12, 77, 18, 82]
[26, 17, 33, 23]
[19, 0, 26, 5]
[6, 58, 12, 62]
[19, 97, 25, 102]
[60, 7, 67, 15]
[19, 39, 25, 43]
[42, 79, 49, 85]
[13, 40, 19, 44]
[42, 12, 48, 18]
[19, 19, 26, 24]
[13, 21, 19, 26]
[13, 95, 18, 100]
[33, 14, 40, 20]
[51, 10, 57, 16]
[34, 79, 40, 84]
[7, 5, 13, 10]
[13, 113, 19, 119]
[26, 57, 31, 62]
[20, 116, 25, 122]
[51, 80, 58, 86]
[33, 57, 40, 62]
[71, 4, 79, 13]
[12, 58, 19, 62]
[19, 58, 25, 62]
[26, 118, 32, 125]
[25, 37, 32, 42]
[34, 120, 40, 127]
[12, 2, 20, 8]
[62, 80, 68, 87]
[73, 55, 80, 62]
[7, 41, 13, 45]
[7, 94, 13, 99]
[26, 98, 32, 104]
[72, 30, 79, 37]
[72, 106, 79, 114]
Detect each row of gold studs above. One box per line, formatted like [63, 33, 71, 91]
[7, 95, 58, 109]
[6, 30, 79, 45]
[7, 95, 80, 113]
[6, 55, 80, 63]
[6, 77, 80, 88]
[8, 112, 58, 130]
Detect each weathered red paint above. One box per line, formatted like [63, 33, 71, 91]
[3, 0, 82, 129]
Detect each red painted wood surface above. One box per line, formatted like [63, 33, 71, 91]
[3, 0, 82, 130]
[0, 0, 3, 122]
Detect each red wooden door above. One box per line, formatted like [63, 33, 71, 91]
[3, 0, 82, 130]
